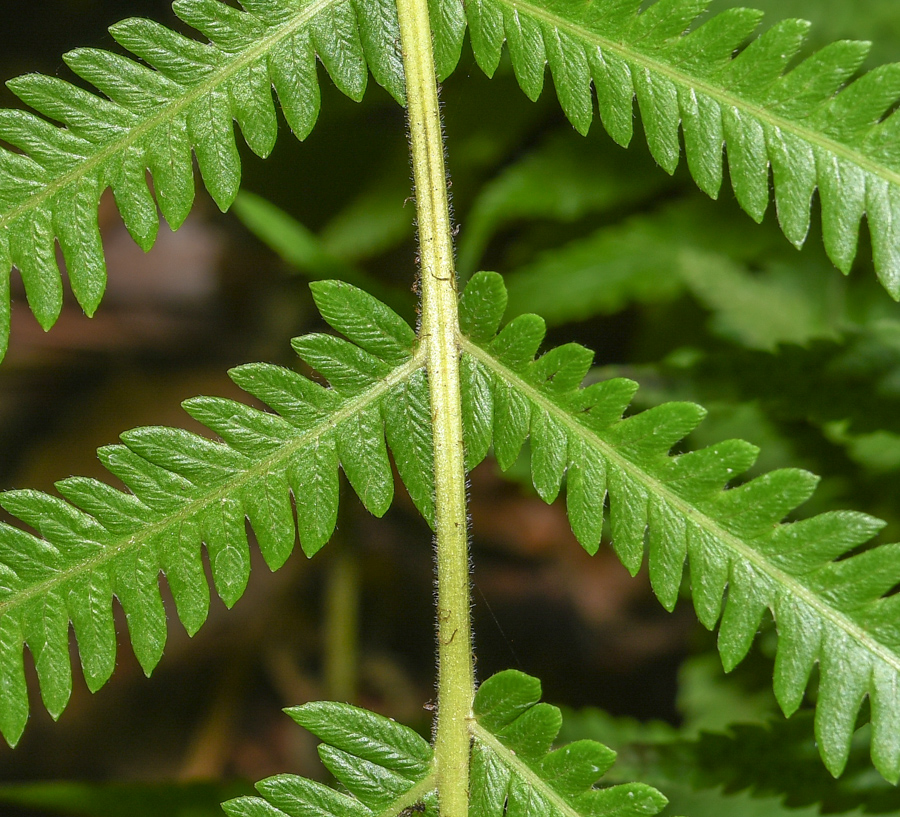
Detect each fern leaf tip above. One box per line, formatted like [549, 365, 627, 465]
[0, 721, 25, 751]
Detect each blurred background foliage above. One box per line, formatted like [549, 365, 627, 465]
[2, 0, 900, 815]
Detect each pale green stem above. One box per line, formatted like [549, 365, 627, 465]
[324, 538, 359, 703]
[396, 0, 474, 815]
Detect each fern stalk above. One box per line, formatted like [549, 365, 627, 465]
[324, 541, 359, 703]
[398, 0, 474, 812]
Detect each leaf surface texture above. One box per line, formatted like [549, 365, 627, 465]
[222, 701, 437, 817]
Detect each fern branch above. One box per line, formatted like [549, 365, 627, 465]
[0, 0, 424, 361]
[0, 282, 430, 745]
[463, 0, 900, 297]
[458, 271, 900, 783]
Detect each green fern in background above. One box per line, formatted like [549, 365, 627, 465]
[4, 0, 900, 814]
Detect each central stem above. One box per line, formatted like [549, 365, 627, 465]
[396, 1, 474, 815]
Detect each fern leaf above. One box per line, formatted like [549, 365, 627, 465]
[686, 336, 900, 440]
[686, 714, 900, 814]
[0, 0, 468, 361]
[0, 282, 431, 745]
[429, 0, 467, 82]
[231, 190, 364, 279]
[462, 0, 900, 297]
[459, 271, 900, 782]
[222, 702, 437, 817]
[501, 197, 769, 325]
[470, 670, 667, 817]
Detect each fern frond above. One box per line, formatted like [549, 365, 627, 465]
[689, 715, 899, 813]
[459, 271, 900, 782]
[470, 670, 667, 817]
[224, 670, 665, 817]
[463, 0, 900, 297]
[0, 282, 430, 745]
[0, 0, 462, 361]
[222, 702, 438, 817]
[666, 335, 900, 442]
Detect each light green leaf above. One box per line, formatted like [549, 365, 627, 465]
[384, 369, 436, 526]
[456, 133, 671, 277]
[231, 191, 413, 316]
[231, 191, 363, 281]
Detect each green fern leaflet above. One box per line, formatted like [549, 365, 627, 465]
[470, 670, 667, 817]
[459, 271, 900, 783]
[0, 281, 432, 745]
